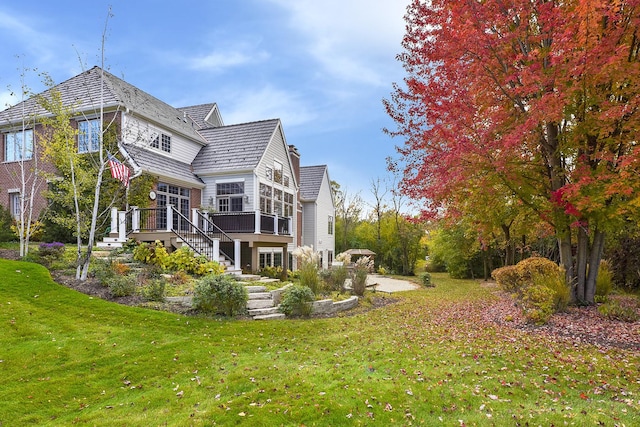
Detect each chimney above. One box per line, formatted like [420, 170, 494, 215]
[288, 145, 301, 186]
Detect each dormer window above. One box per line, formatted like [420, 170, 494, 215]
[150, 132, 171, 153]
[274, 161, 283, 184]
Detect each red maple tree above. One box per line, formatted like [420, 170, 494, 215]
[385, 0, 640, 303]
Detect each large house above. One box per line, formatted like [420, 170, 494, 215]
[0, 66, 335, 273]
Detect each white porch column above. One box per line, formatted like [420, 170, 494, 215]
[166, 205, 173, 232]
[118, 211, 126, 242]
[212, 238, 220, 263]
[234, 239, 241, 271]
[288, 217, 292, 236]
[274, 214, 279, 236]
[203, 211, 210, 232]
[254, 209, 261, 234]
[110, 207, 118, 234]
[131, 206, 139, 232]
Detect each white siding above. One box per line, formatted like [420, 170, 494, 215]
[200, 172, 255, 211]
[314, 171, 335, 269]
[121, 114, 202, 164]
[301, 201, 317, 248]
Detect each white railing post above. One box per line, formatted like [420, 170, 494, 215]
[110, 207, 118, 235]
[131, 206, 139, 232]
[212, 238, 220, 263]
[166, 205, 173, 232]
[254, 209, 261, 234]
[234, 239, 241, 271]
[118, 211, 126, 242]
[192, 208, 199, 233]
[274, 214, 279, 236]
[203, 211, 210, 232]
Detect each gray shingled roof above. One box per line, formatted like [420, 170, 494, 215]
[192, 119, 280, 173]
[129, 147, 203, 186]
[177, 103, 222, 129]
[0, 66, 206, 144]
[300, 165, 327, 201]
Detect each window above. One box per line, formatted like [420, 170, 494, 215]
[10, 192, 20, 219]
[274, 161, 283, 184]
[156, 183, 190, 230]
[265, 166, 273, 181]
[151, 132, 171, 152]
[284, 192, 294, 217]
[260, 183, 272, 213]
[78, 119, 100, 153]
[328, 215, 334, 235]
[4, 129, 33, 162]
[284, 175, 290, 187]
[216, 182, 244, 212]
[216, 182, 244, 195]
[273, 188, 283, 216]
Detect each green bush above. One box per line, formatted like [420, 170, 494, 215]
[193, 274, 248, 317]
[260, 265, 283, 279]
[493, 257, 568, 324]
[598, 299, 639, 322]
[351, 256, 373, 296]
[133, 241, 169, 269]
[522, 284, 555, 325]
[330, 266, 348, 292]
[596, 260, 613, 299]
[491, 265, 521, 294]
[0, 204, 17, 241]
[108, 274, 138, 297]
[420, 272, 434, 287]
[279, 284, 315, 317]
[532, 269, 570, 312]
[140, 278, 166, 302]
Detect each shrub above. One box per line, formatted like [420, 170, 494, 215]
[598, 298, 639, 322]
[167, 246, 199, 272]
[522, 284, 555, 325]
[169, 270, 192, 286]
[91, 258, 115, 285]
[491, 265, 521, 294]
[515, 257, 560, 286]
[38, 242, 65, 258]
[133, 241, 169, 269]
[193, 274, 248, 316]
[279, 284, 315, 317]
[0, 204, 16, 241]
[108, 274, 138, 297]
[112, 261, 131, 276]
[260, 265, 283, 279]
[352, 256, 373, 296]
[377, 266, 387, 275]
[596, 260, 613, 299]
[140, 278, 166, 302]
[293, 245, 320, 294]
[532, 269, 570, 312]
[420, 272, 434, 287]
[330, 265, 349, 292]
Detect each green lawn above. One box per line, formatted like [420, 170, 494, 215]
[0, 259, 638, 426]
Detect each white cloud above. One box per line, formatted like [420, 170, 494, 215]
[219, 84, 316, 127]
[187, 44, 270, 72]
[264, 0, 407, 85]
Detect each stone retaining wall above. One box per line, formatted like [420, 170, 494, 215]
[311, 296, 359, 315]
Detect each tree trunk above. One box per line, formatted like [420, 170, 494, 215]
[575, 227, 589, 303]
[585, 229, 605, 304]
[557, 228, 574, 301]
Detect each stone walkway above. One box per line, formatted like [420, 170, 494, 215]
[365, 274, 420, 293]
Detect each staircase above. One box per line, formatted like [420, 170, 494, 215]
[246, 284, 285, 320]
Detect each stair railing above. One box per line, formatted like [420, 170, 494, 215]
[171, 207, 233, 264]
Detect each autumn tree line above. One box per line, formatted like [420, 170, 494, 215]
[384, 0, 640, 302]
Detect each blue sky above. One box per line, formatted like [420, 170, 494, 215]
[0, 0, 408, 208]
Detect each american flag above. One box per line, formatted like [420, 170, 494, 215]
[107, 152, 130, 187]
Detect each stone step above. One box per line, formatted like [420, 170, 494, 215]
[248, 292, 272, 300]
[97, 241, 123, 249]
[248, 306, 281, 316]
[103, 236, 127, 243]
[245, 285, 267, 293]
[253, 313, 285, 320]
[247, 299, 275, 310]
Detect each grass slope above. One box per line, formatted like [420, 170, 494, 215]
[0, 259, 638, 426]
